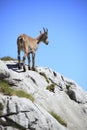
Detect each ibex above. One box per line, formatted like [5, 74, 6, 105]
[17, 28, 49, 71]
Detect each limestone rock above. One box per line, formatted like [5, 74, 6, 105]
[0, 95, 67, 130]
[0, 60, 10, 79]
[0, 60, 87, 130]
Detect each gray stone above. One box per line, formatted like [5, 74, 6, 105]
[0, 60, 10, 79]
[0, 60, 87, 130]
[0, 95, 67, 130]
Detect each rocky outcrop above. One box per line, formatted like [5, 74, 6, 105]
[0, 60, 10, 79]
[0, 60, 87, 130]
[0, 96, 67, 130]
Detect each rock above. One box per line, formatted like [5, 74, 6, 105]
[0, 95, 67, 130]
[67, 85, 87, 103]
[64, 77, 87, 104]
[0, 60, 10, 79]
[0, 60, 87, 130]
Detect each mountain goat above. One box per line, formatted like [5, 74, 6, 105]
[17, 28, 49, 71]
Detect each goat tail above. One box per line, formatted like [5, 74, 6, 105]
[17, 36, 24, 45]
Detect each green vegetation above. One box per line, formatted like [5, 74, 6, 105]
[50, 111, 67, 127]
[0, 56, 16, 61]
[39, 72, 49, 83]
[0, 102, 4, 116]
[16, 90, 35, 102]
[0, 79, 35, 102]
[0, 80, 14, 96]
[66, 84, 71, 90]
[0, 102, 3, 111]
[46, 84, 55, 92]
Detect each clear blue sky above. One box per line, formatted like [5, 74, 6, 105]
[0, 0, 87, 91]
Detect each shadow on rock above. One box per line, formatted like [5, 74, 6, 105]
[6, 63, 24, 73]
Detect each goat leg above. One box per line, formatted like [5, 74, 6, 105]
[27, 53, 31, 70]
[18, 53, 21, 69]
[23, 53, 27, 72]
[32, 53, 35, 71]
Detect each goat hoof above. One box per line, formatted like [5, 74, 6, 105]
[18, 64, 21, 70]
[32, 67, 36, 71]
[18, 66, 21, 70]
[23, 68, 26, 72]
[23, 67, 26, 72]
[28, 67, 31, 70]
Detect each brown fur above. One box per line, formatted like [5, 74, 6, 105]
[17, 28, 49, 71]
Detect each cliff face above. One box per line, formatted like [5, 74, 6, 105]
[0, 60, 87, 130]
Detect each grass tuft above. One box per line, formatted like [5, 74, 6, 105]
[0, 56, 16, 61]
[16, 90, 35, 102]
[50, 111, 67, 127]
[0, 102, 4, 111]
[46, 84, 55, 92]
[0, 102, 4, 116]
[0, 80, 15, 96]
[66, 84, 71, 90]
[0, 79, 35, 102]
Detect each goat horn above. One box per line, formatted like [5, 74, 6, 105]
[43, 27, 45, 32]
[46, 28, 48, 32]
